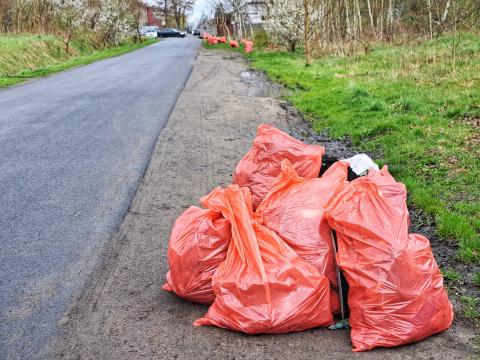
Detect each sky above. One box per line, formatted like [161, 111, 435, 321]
[189, 0, 214, 26]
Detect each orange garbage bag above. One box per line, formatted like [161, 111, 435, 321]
[163, 206, 231, 304]
[362, 164, 408, 213]
[256, 159, 348, 315]
[244, 40, 254, 53]
[194, 185, 333, 334]
[233, 124, 324, 209]
[326, 167, 453, 352]
[229, 40, 239, 48]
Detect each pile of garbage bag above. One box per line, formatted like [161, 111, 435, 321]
[163, 124, 453, 351]
[202, 33, 253, 53]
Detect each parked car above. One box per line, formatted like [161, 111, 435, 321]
[157, 28, 186, 38]
[192, 29, 200, 37]
[140, 26, 158, 34]
[144, 29, 158, 38]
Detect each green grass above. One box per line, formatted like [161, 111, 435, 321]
[460, 296, 480, 321]
[0, 34, 157, 87]
[207, 33, 480, 263]
[442, 268, 461, 283]
[475, 272, 480, 287]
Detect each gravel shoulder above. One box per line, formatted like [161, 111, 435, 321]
[55, 49, 478, 359]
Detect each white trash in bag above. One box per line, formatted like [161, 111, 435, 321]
[341, 154, 379, 176]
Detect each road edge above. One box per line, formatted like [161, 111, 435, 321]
[45, 42, 199, 360]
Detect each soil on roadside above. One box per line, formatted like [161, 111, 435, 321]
[53, 49, 479, 359]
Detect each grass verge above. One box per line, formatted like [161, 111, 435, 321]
[206, 34, 480, 264]
[0, 35, 157, 88]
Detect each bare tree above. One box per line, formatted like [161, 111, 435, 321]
[427, 0, 433, 38]
[170, 0, 193, 28]
[130, 0, 144, 42]
[157, 0, 170, 27]
[386, 0, 394, 40]
[227, 0, 248, 38]
[303, 0, 312, 64]
[218, 2, 231, 38]
[366, 0, 375, 34]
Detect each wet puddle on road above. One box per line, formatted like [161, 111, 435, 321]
[240, 70, 289, 98]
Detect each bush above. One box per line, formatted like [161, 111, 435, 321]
[254, 29, 269, 48]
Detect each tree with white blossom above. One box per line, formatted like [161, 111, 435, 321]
[53, 0, 89, 52]
[95, 0, 133, 46]
[266, 0, 303, 52]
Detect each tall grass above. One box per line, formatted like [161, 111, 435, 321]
[0, 34, 156, 87]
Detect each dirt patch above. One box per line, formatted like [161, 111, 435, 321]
[460, 116, 480, 157]
[52, 49, 478, 359]
[461, 116, 480, 130]
[239, 70, 287, 98]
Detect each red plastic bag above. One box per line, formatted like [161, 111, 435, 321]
[194, 185, 333, 334]
[256, 159, 348, 315]
[363, 164, 408, 213]
[163, 206, 231, 304]
[233, 124, 324, 209]
[229, 40, 239, 48]
[326, 167, 453, 351]
[208, 36, 218, 45]
[244, 40, 254, 53]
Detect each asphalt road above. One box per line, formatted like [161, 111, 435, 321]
[0, 37, 200, 359]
